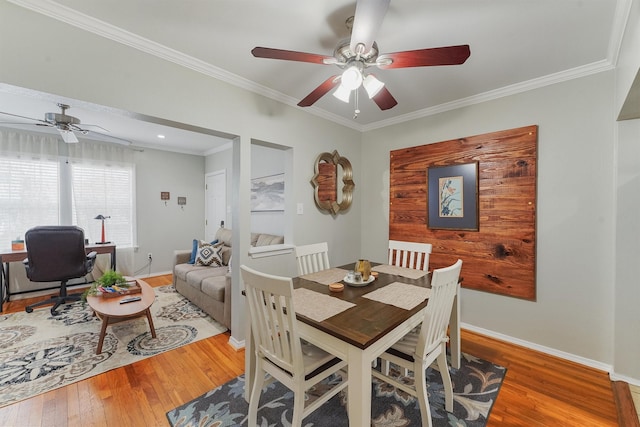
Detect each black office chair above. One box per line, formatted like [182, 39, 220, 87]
[23, 226, 97, 315]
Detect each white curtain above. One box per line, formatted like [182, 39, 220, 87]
[0, 129, 61, 251]
[66, 140, 136, 276]
[0, 128, 60, 158]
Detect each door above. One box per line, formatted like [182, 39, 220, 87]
[205, 170, 226, 242]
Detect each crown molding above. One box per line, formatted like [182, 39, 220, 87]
[7, 0, 364, 132]
[363, 60, 615, 132]
[7, 0, 624, 134]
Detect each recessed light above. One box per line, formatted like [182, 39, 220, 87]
[157, 134, 165, 139]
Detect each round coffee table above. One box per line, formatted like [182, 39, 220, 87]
[87, 278, 156, 354]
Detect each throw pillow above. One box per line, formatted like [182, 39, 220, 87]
[189, 238, 218, 264]
[256, 233, 284, 246]
[195, 240, 224, 267]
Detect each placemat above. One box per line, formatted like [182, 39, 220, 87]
[372, 264, 429, 280]
[293, 288, 356, 322]
[299, 268, 349, 285]
[362, 282, 431, 310]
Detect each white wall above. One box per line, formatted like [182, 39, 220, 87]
[134, 147, 206, 274]
[614, 0, 640, 382]
[361, 71, 617, 370]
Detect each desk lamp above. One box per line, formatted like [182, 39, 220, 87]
[94, 214, 111, 244]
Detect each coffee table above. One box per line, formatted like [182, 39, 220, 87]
[86, 278, 156, 354]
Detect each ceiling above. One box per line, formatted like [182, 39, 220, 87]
[0, 0, 630, 154]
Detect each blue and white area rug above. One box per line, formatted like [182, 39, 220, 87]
[0, 285, 227, 407]
[167, 353, 506, 427]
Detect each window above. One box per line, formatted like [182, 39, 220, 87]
[71, 162, 135, 247]
[0, 156, 59, 249]
[0, 129, 135, 251]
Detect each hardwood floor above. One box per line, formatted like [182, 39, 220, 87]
[0, 274, 620, 426]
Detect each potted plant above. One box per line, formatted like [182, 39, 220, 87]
[82, 270, 130, 301]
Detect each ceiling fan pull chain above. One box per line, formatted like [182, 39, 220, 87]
[354, 89, 360, 119]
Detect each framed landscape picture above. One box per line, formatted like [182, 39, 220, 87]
[251, 173, 285, 212]
[427, 162, 479, 230]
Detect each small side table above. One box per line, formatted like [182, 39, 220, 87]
[86, 279, 156, 354]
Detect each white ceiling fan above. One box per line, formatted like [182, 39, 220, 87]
[0, 103, 132, 145]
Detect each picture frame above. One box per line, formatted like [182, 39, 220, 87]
[427, 162, 479, 231]
[251, 173, 285, 212]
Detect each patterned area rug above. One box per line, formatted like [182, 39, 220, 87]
[0, 285, 227, 407]
[167, 352, 506, 426]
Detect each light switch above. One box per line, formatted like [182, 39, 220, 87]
[297, 203, 304, 215]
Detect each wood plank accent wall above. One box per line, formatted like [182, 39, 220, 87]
[389, 125, 538, 300]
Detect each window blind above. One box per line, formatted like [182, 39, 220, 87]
[71, 163, 134, 247]
[0, 157, 59, 248]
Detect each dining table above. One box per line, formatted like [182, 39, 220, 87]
[244, 262, 461, 427]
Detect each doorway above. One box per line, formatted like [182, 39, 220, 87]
[206, 169, 227, 242]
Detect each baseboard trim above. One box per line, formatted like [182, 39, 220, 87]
[227, 335, 245, 351]
[461, 322, 613, 373]
[612, 381, 640, 427]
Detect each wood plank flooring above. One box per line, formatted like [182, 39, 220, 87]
[0, 274, 621, 426]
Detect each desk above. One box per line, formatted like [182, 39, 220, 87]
[0, 244, 116, 313]
[245, 263, 460, 427]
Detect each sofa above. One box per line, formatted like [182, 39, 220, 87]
[172, 227, 284, 331]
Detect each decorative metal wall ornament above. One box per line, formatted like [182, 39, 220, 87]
[311, 150, 354, 215]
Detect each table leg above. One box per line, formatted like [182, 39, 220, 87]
[110, 247, 117, 270]
[145, 309, 157, 338]
[347, 346, 371, 427]
[96, 316, 110, 354]
[0, 260, 5, 313]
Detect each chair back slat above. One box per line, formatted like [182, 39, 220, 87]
[294, 242, 330, 275]
[416, 259, 462, 357]
[388, 240, 432, 271]
[241, 265, 303, 375]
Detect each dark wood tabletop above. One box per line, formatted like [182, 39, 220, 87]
[292, 263, 432, 350]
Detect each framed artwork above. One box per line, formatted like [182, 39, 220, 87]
[251, 173, 285, 212]
[427, 162, 479, 230]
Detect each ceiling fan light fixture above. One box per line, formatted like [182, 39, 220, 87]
[363, 74, 384, 98]
[60, 129, 78, 143]
[341, 65, 363, 91]
[333, 84, 352, 103]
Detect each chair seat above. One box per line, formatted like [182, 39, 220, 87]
[269, 343, 344, 381]
[386, 326, 421, 362]
[301, 344, 343, 379]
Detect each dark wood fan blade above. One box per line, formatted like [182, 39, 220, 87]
[371, 86, 398, 110]
[378, 45, 470, 69]
[297, 76, 341, 107]
[252, 47, 333, 65]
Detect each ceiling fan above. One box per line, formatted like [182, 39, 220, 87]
[251, 0, 470, 117]
[0, 103, 131, 145]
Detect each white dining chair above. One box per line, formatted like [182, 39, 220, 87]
[294, 242, 330, 275]
[241, 265, 348, 427]
[388, 240, 432, 271]
[372, 259, 462, 427]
